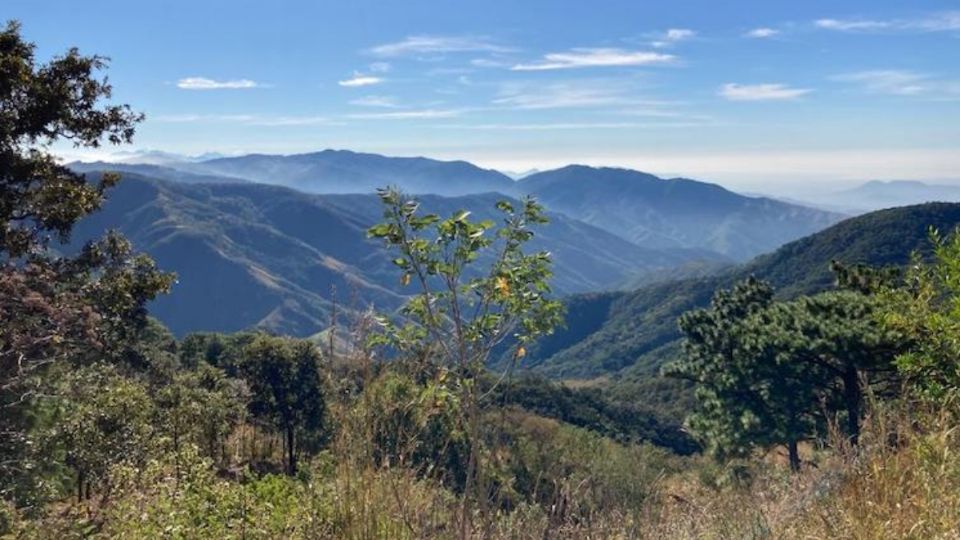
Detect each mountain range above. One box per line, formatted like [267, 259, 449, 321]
[833, 180, 960, 212]
[72, 174, 723, 337]
[517, 166, 843, 260]
[72, 149, 844, 261]
[512, 202, 960, 380]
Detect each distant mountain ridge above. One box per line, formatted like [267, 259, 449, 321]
[833, 180, 960, 211]
[182, 149, 517, 197]
[73, 173, 725, 337]
[69, 161, 249, 185]
[72, 149, 843, 261]
[514, 165, 844, 260]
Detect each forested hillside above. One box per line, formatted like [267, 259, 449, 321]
[71, 173, 725, 336]
[72, 156, 842, 263]
[521, 202, 960, 379]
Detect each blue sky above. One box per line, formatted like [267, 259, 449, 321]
[7, 0, 960, 192]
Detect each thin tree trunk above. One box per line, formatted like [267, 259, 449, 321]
[843, 367, 861, 445]
[286, 426, 296, 475]
[788, 439, 800, 472]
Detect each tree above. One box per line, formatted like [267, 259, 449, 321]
[666, 278, 822, 471]
[241, 335, 326, 475]
[0, 20, 172, 504]
[768, 290, 904, 444]
[668, 275, 907, 471]
[154, 364, 248, 473]
[881, 227, 960, 400]
[53, 364, 155, 503]
[367, 188, 563, 533]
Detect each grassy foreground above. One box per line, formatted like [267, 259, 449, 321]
[4, 401, 958, 539]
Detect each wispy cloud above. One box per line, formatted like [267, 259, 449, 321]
[719, 83, 812, 101]
[252, 116, 339, 127]
[153, 114, 339, 126]
[834, 70, 960, 98]
[511, 48, 674, 71]
[368, 62, 391, 73]
[369, 35, 512, 57]
[494, 81, 641, 109]
[470, 58, 509, 68]
[176, 77, 260, 90]
[834, 70, 929, 95]
[815, 18, 890, 31]
[338, 72, 384, 87]
[745, 27, 780, 38]
[619, 108, 714, 122]
[815, 11, 960, 33]
[650, 28, 696, 48]
[437, 121, 709, 131]
[347, 109, 463, 120]
[348, 95, 401, 108]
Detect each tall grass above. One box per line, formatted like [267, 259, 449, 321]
[10, 343, 960, 539]
[634, 402, 960, 539]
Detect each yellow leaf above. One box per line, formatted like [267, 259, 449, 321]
[495, 276, 510, 296]
[516, 346, 526, 359]
[401, 273, 411, 286]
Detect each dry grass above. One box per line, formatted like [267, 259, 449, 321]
[632, 405, 960, 540]
[12, 374, 960, 539]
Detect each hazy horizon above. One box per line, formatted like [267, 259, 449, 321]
[9, 0, 960, 194]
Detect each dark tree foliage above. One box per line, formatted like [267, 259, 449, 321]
[241, 335, 327, 475]
[490, 375, 698, 454]
[0, 21, 171, 505]
[831, 260, 901, 295]
[665, 278, 818, 470]
[667, 275, 907, 470]
[766, 291, 905, 444]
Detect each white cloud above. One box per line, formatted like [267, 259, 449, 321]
[834, 70, 929, 95]
[252, 116, 337, 127]
[656, 29, 694, 48]
[153, 114, 337, 126]
[648, 28, 696, 48]
[338, 72, 384, 87]
[666, 28, 696, 41]
[426, 66, 474, 76]
[494, 81, 637, 109]
[348, 95, 400, 108]
[438, 121, 707, 131]
[176, 77, 260, 90]
[347, 109, 463, 120]
[815, 12, 960, 33]
[369, 35, 512, 57]
[834, 70, 960, 98]
[470, 58, 508, 68]
[815, 18, 890, 31]
[910, 11, 960, 31]
[368, 62, 391, 73]
[511, 48, 674, 71]
[154, 114, 255, 122]
[719, 83, 812, 101]
[745, 27, 780, 38]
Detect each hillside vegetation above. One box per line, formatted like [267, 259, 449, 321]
[520, 202, 960, 380]
[74, 174, 720, 336]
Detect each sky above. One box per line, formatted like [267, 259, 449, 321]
[7, 0, 960, 194]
